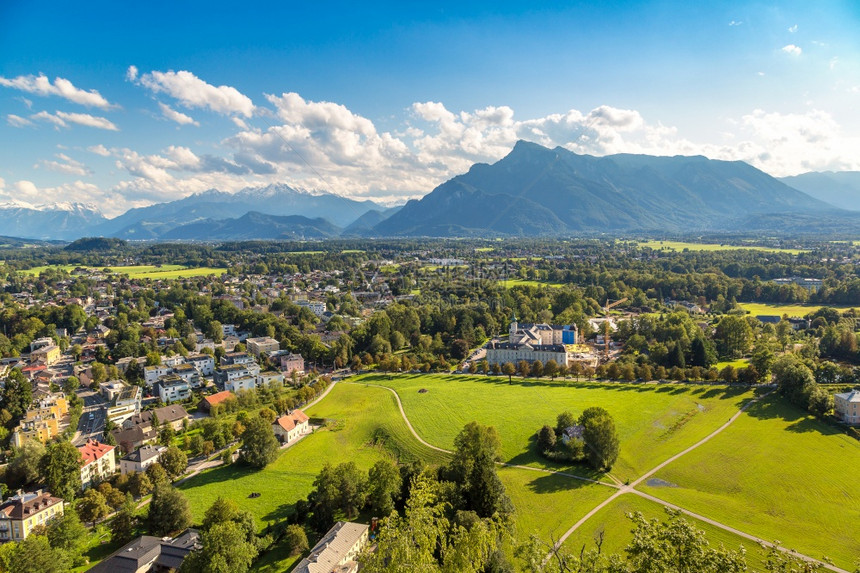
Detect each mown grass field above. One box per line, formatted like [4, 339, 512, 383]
[638, 240, 806, 254]
[715, 358, 750, 370]
[501, 278, 565, 288]
[22, 264, 227, 279]
[739, 302, 857, 318]
[559, 494, 769, 571]
[363, 374, 754, 483]
[639, 395, 860, 570]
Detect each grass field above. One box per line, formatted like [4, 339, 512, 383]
[639, 395, 860, 569]
[638, 240, 806, 255]
[739, 302, 857, 318]
[501, 278, 565, 289]
[364, 374, 754, 483]
[715, 358, 750, 370]
[21, 264, 227, 279]
[559, 494, 769, 571]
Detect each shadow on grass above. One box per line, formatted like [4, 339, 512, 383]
[178, 460, 260, 489]
[743, 395, 842, 435]
[525, 469, 605, 494]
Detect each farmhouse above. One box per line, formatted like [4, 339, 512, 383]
[273, 409, 310, 443]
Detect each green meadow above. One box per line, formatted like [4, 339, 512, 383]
[21, 264, 227, 279]
[501, 278, 565, 288]
[638, 240, 806, 254]
[640, 395, 860, 570]
[364, 374, 754, 483]
[739, 302, 857, 318]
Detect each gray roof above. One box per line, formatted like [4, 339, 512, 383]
[88, 529, 199, 573]
[293, 521, 369, 573]
[122, 444, 163, 464]
[152, 404, 189, 423]
[835, 389, 860, 403]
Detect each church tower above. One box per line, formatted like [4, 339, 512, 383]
[509, 312, 518, 339]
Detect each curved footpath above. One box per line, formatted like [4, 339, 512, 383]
[349, 382, 849, 573]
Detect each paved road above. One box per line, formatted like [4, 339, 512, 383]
[352, 381, 849, 573]
[72, 389, 107, 446]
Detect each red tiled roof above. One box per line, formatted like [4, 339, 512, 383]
[203, 390, 234, 406]
[275, 410, 308, 432]
[78, 439, 115, 466]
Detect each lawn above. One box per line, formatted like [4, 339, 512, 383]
[20, 264, 227, 279]
[178, 383, 448, 529]
[361, 374, 754, 483]
[738, 302, 856, 318]
[715, 358, 750, 370]
[638, 240, 806, 255]
[559, 494, 769, 571]
[501, 278, 565, 289]
[639, 395, 860, 570]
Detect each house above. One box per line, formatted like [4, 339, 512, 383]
[78, 439, 117, 489]
[10, 394, 68, 448]
[257, 371, 285, 388]
[486, 317, 577, 368]
[270, 351, 305, 375]
[214, 363, 260, 390]
[293, 521, 369, 573]
[111, 425, 157, 455]
[221, 352, 256, 366]
[225, 375, 258, 393]
[246, 336, 280, 357]
[152, 404, 189, 432]
[273, 409, 310, 443]
[155, 375, 192, 403]
[120, 445, 166, 475]
[0, 490, 65, 542]
[88, 529, 200, 573]
[198, 390, 235, 415]
[834, 389, 860, 425]
[144, 365, 171, 386]
[30, 344, 60, 366]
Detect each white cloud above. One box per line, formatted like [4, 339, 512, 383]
[158, 102, 199, 126]
[788, 24, 798, 33]
[126, 65, 138, 82]
[136, 69, 255, 117]
[35, 153, 91, 176]
[781, 44, 802, 56]
[87, 144, 111, 156]
[30, 110, 119, 131]
[7, 114, 33, 127]
[729, 20, 742, 26]
[0, 74, 113, 108]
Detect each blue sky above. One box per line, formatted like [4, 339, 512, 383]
[1, 0, 858, 216]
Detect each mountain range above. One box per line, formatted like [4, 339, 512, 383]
[2, 142, 859, 241]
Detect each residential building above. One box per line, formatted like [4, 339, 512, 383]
[152, 404, 189, 431]
[10, 394, 68, 447]
[144, 365, 171, 386]
[120, 445, 166, 476]
[257, 371, 285, 388]
[293, 521, 369, 573]
[155, 375, 192, 403]
[29, 337, 55, 352]
[30, 344, 60, 365]
[246, 336, 280, 357]
[221, 352, 256, 366]
[106, 384, 142, 426]
[88, 529, 200, 573]
[486, 318, 576, 367]
[185, 354, 215, 376]
[834, 389, 860, 425]
[214, 363, 260, 390]
[111, 425, 157, 455]
[0, 490, 64, 542]
[297, 300, 327, 317]
[172, 363, 202, 387]
[78, 439, 117, 489]
[270, 351, 305, 375]
[162, 355, 185, 368]
[273, 409, 310, 443]
[198, 390, 234, 415]
[221, 324, 237, 337]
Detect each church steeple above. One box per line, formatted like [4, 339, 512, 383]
[509, 312, 518, 338]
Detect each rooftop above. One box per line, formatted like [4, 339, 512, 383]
[78, 439, 115, 465]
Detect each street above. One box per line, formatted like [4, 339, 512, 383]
[72, 388, 107, 446]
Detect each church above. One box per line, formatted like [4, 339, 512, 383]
[485, 316, 578, 367]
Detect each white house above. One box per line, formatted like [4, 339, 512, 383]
[156, 376, 192, 403]
[273, 409, 310, 443]
[293, 521, 368, 573]
[78, 439, 117, 489]
[834, 389, 860, 425]
[120, 445, 166, 476]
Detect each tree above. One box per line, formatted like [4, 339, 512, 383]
[501, 362, 515, 383]
[6, 441, 46, 487]
[579, 407, 620, 471]
[367, 459, 402, 517]
[145, 463, 169, 487]
[284, 524, 309, 556]
[40, 441, 82, 500]
[1, 370, 32, 419]
[97, 482, 127, 510]
[46, 507, 87, 560]
[531, 360, 544, 378]
[76, 489, 109, 525]
[160, 446, 189, 479]
[62, 376, 80, 395]
[544, 359, 559, 380]
[308, 462, 368, 533]
[202, 497, 239, 531]
[180, 521, 259, 573]
[147, 484, 192, 536]
[555, 411, 576, 436]
[517, 360, 530, 379]
[111, 494, 138, 544]
[128, 470, 153, 498]
[714, 315, 753, 359]
[240, 415, 279, 469]
[8, 534, 71, 573]
[445, 422, 511, 518]
[189, 434, 205, 456]
[537, 425, 557, 454]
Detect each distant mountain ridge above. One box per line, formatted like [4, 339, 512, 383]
[0, 203, 107, 241]
[779, 171, 860, 211]
[161, 212, 342, 240]
[374, 141, 841, 236]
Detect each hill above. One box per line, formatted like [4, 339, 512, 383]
[779, 171, 860, 211]
[375, 141, 841, 236]
[160, 211, 342, 240]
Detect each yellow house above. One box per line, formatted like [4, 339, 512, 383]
[10, 395, 69, 448]
[30, 344, 60, 365]
[0, 490, 64, 542]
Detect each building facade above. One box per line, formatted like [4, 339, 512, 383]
[835, 389, 860, 425]
[78, 439, 117, 489]
[0, 490, 64, 542]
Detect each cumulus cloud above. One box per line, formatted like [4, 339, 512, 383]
[87, 144, 111, 156]
[30, 110, 119, 131]
[781, 44, 802, 56]
[126, 65, 138, 82]
[158, 102, 199, 126]
[0, 74, 113, 108]
[35, 153, 92, 176]
[788, 24, 798, 33]
[136, 69, 254, 117]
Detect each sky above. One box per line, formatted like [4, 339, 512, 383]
[1, 0, 859, 217]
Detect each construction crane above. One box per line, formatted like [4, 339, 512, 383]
[601, 297, 628, 361]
